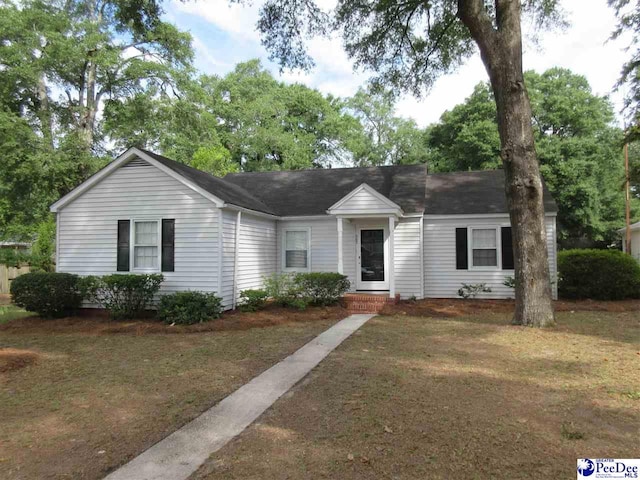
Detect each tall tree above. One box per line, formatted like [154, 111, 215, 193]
[0, 0, 192, 153]
[345, 86, 429, 166]
[0, 0, 191, 238]
[255, 0, 563, 326]
[429, 68, 630, 245]
[609, 0, 640, 137]
[105, 60, 363, 170]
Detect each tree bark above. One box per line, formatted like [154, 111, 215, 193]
[459, 0, 555, 327]
[37, 74, 54, 150]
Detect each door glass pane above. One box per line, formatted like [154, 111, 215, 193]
[360, 229, 384, 282]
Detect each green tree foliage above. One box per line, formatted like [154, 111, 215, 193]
[609, 0, 640, 137]
[428, 68, 631, 245]
[106, 60, 369, 170]
[345, 87, 429, 166]
[0, 0, 191, 239]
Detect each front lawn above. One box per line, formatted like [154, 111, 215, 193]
[0, 305, 346, 479]
[0, 305, 31, 324]
[195, 307, 640, 479]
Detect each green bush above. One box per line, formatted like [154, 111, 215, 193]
[295, 272, 350, 306]
[158, 291, 223, 325]
[10, 272, 84, 317]
[85, 274, 164, 319]
[263, 273, 308, 310]
[239, 289, 268, 312]
[558, 249, 640, 300]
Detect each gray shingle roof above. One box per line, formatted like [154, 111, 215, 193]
[141, 150, 557, 217]
[141, 149, 278, 215]
[424, 169, 557, 215]
[223, 164, 428, 216]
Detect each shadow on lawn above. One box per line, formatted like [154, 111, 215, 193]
[194, 314, 640, 480]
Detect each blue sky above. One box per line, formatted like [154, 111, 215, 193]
[163, 0, 633, 127]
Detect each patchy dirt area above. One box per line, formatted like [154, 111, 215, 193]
[0, 310, 342, 479]
[0, 348, 40, 373]
[381, 298, 640, 318]
[0, 304, 349, 335]
[194, 310, 640, 480]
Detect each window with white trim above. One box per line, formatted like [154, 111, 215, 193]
[470, 227, 498, 268]
[133, 220, 159, 269]
[283, 229, 310, 271]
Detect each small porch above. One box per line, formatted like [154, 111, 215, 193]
[328, 183, 404, 300]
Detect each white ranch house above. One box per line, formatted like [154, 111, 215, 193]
[50, 147, 558, 310]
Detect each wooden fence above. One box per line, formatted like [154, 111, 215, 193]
[0, 265, 31, 294]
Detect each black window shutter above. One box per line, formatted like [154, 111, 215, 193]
[501, 227, 514, 270]
[162, 219, 175, 272]
[117, 220, 130, 271]
[455, 228, 468, 270]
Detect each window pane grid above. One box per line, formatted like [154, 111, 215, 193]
[285, 231, 308, 269]
[133, 221, 158, 269]
[135, 221, 157, 246]
[471, 228, 498, 267]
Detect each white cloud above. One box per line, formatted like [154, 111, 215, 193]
[169, 0, 632, 127]
[171, 0, 261, 41]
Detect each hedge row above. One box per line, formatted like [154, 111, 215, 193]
[558, 249, 640, 300]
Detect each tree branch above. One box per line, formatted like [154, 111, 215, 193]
[457, 0, 498, 61]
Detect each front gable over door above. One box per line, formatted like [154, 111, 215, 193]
[327, 183, 403, 217]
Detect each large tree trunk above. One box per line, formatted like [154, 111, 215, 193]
[459, 0, 555, 327]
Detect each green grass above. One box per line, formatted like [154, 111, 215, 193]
[0, 304, 31, 323]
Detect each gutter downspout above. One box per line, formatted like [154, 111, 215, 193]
[217, 209, 223, 299]
[232, 211, 242, 309]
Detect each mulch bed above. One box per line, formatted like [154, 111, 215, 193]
[380, 298, 640, 317]
[0, 304, 350, 335]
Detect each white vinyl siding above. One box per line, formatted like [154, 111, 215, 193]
[220, 210, 238, 309]
[424, 215, 558, 299]
[330, 188, 397, 215]
[57, 159, 219, 299]
[394, 217, 423, 299]
[277, 218, 357, 291]
[236, 213, 277, 304]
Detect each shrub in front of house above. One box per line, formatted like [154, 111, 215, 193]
[239, 289, 269, 312]
[263, 273, 308, 310]
[558, 249, 640, 300]
[295, 272, 350, 306]
[10, 272, 84, 317]
[158, 291, 223, 325]
[84, 273, 164, 319]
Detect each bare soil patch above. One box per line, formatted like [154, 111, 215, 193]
[0, 348, 40, 373]
[0, 304, 348, 335]
[0, 312, 341, 479]
[194, 310, 640, 480]
[381, 297, 640, 317]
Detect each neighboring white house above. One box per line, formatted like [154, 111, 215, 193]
[620, 222, 640, 262]
[50, 147, 559, 309]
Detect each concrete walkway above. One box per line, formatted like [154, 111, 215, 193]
[104, 313, 375, 480]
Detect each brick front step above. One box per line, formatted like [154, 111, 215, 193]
[343, 293, 400, 314]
